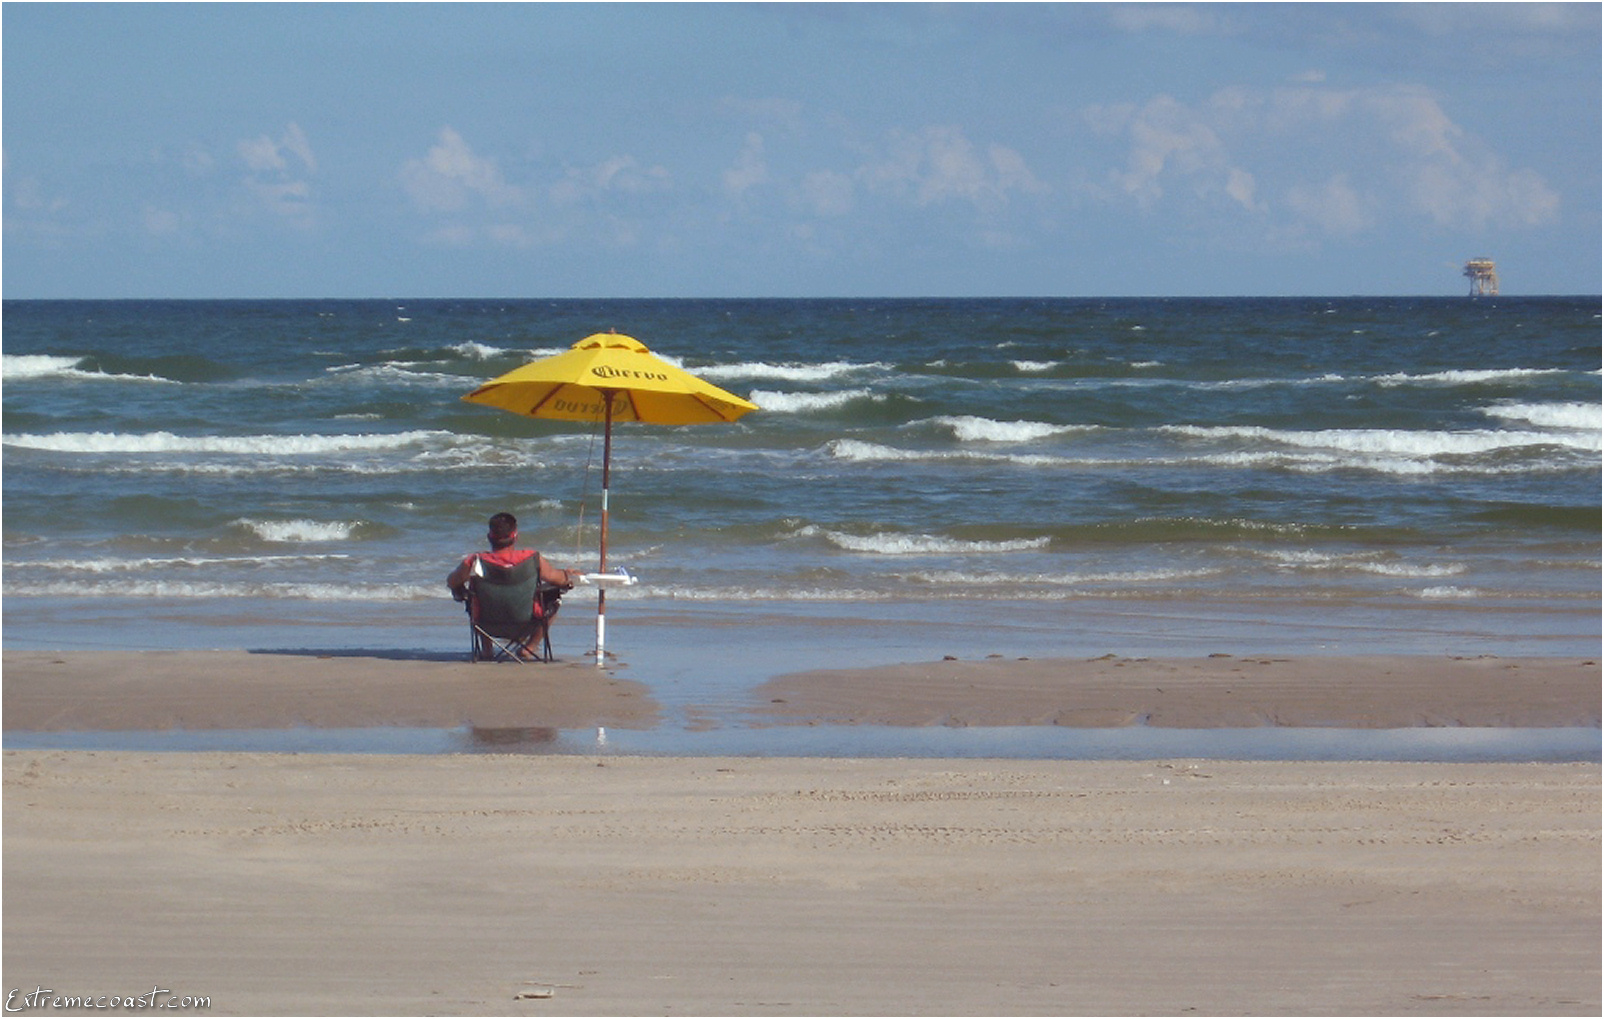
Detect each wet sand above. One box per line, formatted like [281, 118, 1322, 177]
[6, 654, 1597, 734]
[1, 650, 661, 732]
[4, 650, 1597, 731]
[3, 751, 1597, 1016]
[753, 653, 1603, 729]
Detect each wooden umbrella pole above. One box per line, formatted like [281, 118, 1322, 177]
[595, 391, 614, 667]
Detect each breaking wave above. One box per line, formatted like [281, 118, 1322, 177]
[793, 525, 1051, 555]
[927, 415, 1087, 443]
[3, 430, 451, 455]
[2, 354, 176, 384]
[232, 519, 364, 543]
[696, 360, 889, 382]
[1481, 401, 1601, 431]
[749, 388, 880, 413]
[1162, 424, 1601, 456]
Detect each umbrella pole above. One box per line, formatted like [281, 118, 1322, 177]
[595, 391, 614, 667]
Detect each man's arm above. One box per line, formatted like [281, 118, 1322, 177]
[536, 554, 578, 588]
[447, 555, 475, 598]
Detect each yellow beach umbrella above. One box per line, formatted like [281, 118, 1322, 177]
[463, 331, 758, 663]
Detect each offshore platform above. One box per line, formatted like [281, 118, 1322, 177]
[1463, 258, 1498, 296]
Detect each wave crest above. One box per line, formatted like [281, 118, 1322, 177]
[233, 518, 363, 543]
[749, 388, 878, 413]
[794, 524, 1050, 555]
[3, 430, 451, 455]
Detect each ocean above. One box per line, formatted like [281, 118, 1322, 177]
[4, 297, 1599, 683]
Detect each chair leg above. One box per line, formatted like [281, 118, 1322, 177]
[471, 625, 531, 663]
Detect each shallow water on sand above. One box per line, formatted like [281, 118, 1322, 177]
[4, 593, 1597, 762]
[7, 724, 1597, 764]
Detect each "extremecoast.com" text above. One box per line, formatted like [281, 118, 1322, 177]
[5, 987, 210, 1012]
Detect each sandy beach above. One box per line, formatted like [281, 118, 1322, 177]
[753, 653, 1602, 729]
[2, 650, 1599, 1015]
[4, 751, 1597, 1016]
[4, 650, 1598, 731]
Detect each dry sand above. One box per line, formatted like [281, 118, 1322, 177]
[3, 651, 1599, 1015]
[3, 752, 1597, 1016]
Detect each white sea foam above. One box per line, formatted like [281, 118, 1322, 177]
[697, 360, 887, 382]
[1, 354, 175, 384]
[448, 341, 507, 360]
[795, 525, 1050, 555]
[2, 430, 451, 455]
[1360, 562, 1466, 577]
[1375, 367, 1565, 386]
[825, 438, 1065, 467]
[235, 519, 362, 543]
[322, 363, 467, 387]
[3, 354, 86, 379]
[749, 388, 878, 413]
[1417, 586, 1482, 599]
[1163, 424, 1601, 456]
[3, 579, 436, 601]
[905, 566, 1217, 585]
[930, 415, 1082, 443]
[1261, 549, 1465, 577]
[1481, 401, 1601, 431]
[1010, 360, 1058, 373]
[15, 553, 352, 573]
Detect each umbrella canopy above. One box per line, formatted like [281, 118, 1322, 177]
[463, 331, 757, 426]
[462, 331, 757, 664]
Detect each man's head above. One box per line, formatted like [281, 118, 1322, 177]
[487, 512, 518, 550]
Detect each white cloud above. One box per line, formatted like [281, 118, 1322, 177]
[1224, 168, 1262, 213]
[722, 132, 769, 198]
[237, 122, 316, 227]
[1104, 4, 1228, 36]
[8, 176, 69, 214]
[486, 223, 534, 248]
[1359, 85, 1560, 228]
[182, 144, 215, 176]
[1104, 95, 1230, 209]
[242, 179, 313, 225]
[799, 169, 855, 217]
[862, 125, 1046, 212]
[142, 205, 182, 236]
[1090, 83, 1559, 236]
[549, 154, 671, 207]
[237, 122, 315, 174]
[400, 127, 522, 213]
[1285, 174, 1372, 235]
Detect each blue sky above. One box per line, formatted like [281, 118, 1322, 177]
[4, 3, 1599, 298]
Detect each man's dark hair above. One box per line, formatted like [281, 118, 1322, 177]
[487, 512, 517, 549]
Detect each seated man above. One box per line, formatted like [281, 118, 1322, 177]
[448, 512, 579, 660]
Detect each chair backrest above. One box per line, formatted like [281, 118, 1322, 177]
[469, 555, 542, 626]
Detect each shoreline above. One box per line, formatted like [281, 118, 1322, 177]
[4, 649, 1598, 734]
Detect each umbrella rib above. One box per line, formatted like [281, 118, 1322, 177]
[526, 387, 564, 417]
[691, 392, 739, 422]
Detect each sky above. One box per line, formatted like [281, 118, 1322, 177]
[4, 3, 1599, 298]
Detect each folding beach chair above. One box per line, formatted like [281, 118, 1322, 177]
[461, 555, 562, 663]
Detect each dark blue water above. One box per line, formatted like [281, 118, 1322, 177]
[4, 297, 1598, 662]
